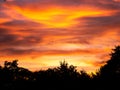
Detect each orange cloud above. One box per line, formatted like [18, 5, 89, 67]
[4, 3, 117, 28]
[0, 0, 120, 73]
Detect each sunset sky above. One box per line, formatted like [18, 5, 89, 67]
[0, 0, 120, 73]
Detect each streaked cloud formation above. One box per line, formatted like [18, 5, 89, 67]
[0, 0, 120, 72]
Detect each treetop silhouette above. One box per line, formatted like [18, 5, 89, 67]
[98, 45, 120, 80]
[0, 45, 120, 89]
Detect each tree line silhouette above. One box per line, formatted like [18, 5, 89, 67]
[0, 46, 120, 90]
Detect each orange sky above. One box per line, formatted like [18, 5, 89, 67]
[0, 0, 120, 73]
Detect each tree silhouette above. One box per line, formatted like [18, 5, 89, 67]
[56, 61, 79, 81]
[4, 60, 18, 70]
[98, 46, 120, 80]
[0, 46, 120, 90]
[79, 70, 91, 80]
[1, 60, 18, 82]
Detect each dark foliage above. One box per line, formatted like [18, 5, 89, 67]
[98, 46, 120, 80]
[0, 46, 120, 90]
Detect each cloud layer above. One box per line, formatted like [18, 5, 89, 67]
[0, 0, 120, 72]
